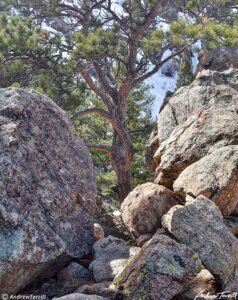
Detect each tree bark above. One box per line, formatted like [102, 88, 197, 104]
[111, 129, 133, 202]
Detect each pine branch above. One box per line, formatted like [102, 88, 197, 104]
[87, 144, 112, 155]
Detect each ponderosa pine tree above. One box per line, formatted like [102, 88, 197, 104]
[2, 0, 238, 201]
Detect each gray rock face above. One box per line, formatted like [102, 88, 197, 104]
[157, 68, 238, 144]
[0, 88, 96, 294]
[89, 236, 139, 283]
[162, 196, 238, 290]
[152, 69, 238, 190]
[121, 183, 181, 238]
[57, 263, 91, 281]
[155, 107, 238, 188]
[114, 230, 203, 300]
[173, 146, 238, 215]
[197, 47, 238, 72]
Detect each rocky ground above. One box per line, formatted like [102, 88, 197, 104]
[1, 50, 238, 300]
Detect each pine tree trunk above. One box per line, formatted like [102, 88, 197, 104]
[111, 131, 133, 202]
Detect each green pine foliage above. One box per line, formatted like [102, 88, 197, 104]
[0, 14, 87, 110]
[176, 58, 195, 89]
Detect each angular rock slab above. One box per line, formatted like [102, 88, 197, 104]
[157, 68, 238, 144]
[162, 196, 238, 290]
[154, 107, 238, 188]
[0, 88, 96, 293]
[121, 183, 181, 238]
[173, 146, 238, 215]
[114, 231, 203, 300]
[89, 236, 140, 282]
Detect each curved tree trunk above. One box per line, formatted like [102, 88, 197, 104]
[111, 130, 133, 202]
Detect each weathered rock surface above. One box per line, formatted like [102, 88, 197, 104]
[0, 88, 96, 294]
[57, 263, 91, 281]
[114, 230, 203, 300]
[155, 107, 238, 188]
[156, 68, 238, 144]
[76, 282, 120, 299]
[89, 236, 139, 283]
[121, 183, 181, 238]
[174, 270, 218, 300]
[22, 277, 93, 300]
[173, 146, 238, 215]
[162, 196, 238, 290]
[53, 294, 106, 300]
[197, 46, 238, 72]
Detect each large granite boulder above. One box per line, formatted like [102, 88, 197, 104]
[162, 196, 238, 291]
[121, 183, 181, 238]
[156, 68, 238, 144]
[0, 88, 96, 294]
[146, 69, 238, 189]
[114, 230, 203, 300]
[173, 146, 238, 215]
[155, 107, 238, 188]
[89, 236, 140, 283]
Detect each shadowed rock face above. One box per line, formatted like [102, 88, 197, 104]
[173, 146, 238, 215]
[162, 196, 238, 291]
[114, 230, 203, 300]
[0, 88, 96, 294]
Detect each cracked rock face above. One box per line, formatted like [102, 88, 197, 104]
[155, 107, 238, 188]
[114, 230, 203, 300]
[146, 69, 238, 193]
[0, 88, 96, 294]
[162, 196, 238, 291]
[157, 68, 238, 144]
[173, 146, 238, 215]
